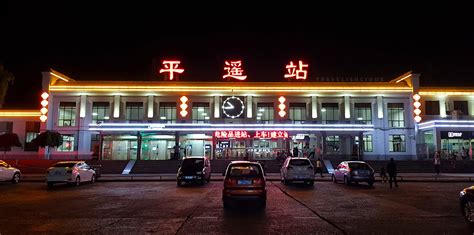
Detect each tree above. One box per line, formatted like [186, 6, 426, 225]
[0, 64, 15, 109]
[32, 131, 63, 159]
[0, 133, 22, 157]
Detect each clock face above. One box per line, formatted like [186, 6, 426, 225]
[222, 96, 245, 118]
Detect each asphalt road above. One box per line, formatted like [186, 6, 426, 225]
[0, 181, 473, 234]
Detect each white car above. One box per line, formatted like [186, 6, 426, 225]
[46, 161, 96, 187]
[280, 157, 314, 186]
[0, 160, 21, 184]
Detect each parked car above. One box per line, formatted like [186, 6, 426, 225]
[222, 161, 266, 208]
[177, 156, 211, 186]
[46, 161, 96, 188]
[332, 161, 375, 187]
[280, 157, 314, 186]
[459, 186, 474, 223]
[0, 160, 21, 184]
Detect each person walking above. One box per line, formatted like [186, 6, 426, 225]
[315, 158, 324, 177]
[434, 151, 441, 176]
[386, 158, 398, 188]
[293, 146, 299, 158]
[379, 166, 388, 183]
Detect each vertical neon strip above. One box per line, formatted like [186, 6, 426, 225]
[247, 96, 252, 118]
[114, 95, 120, 118]
[439, 96, 447, 118]
[79, 95, 86, 118]
[214, 96, 220, 118]
[344, 96, 350, 119]
[311, 96, 317, 118]
[147, 95, 154, 118]
[377, 96, 383, 119]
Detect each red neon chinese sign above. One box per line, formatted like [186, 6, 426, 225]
[215, 130, 249, 139]
[255, 131, 289, 139]
[159, 60, 184, 80]
[284, 60, 308, 80]
[223, 60, 247, 81]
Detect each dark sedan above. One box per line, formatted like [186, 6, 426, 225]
[459, 186, 474, 223]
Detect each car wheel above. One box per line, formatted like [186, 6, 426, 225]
[344, 176, 351, 186]
[332, 175, 337, 183]
[12, 172, 20, 184]
[91, 174, 96, 184]
[74, 176, 81, 186]
[177, 180, 182, 187]
[463, 200, 474, 223]
[47, 182, 54, 188]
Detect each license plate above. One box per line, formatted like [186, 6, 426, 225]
[184, 176, 193, 179]
[237, 180, 252, 185]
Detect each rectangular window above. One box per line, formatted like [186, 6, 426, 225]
[0, 121, 13, 151]
[92, 102, 110, 124]
[90, 134, 100, 156]
[389, 134, 406, 152]
[388, 103, 405, 128]
[192, 102, 210, 123]
[354, 103, 372, 124]
[256, 103, 274, 124]
[321, 103, 339, 124]
[58, 102, 76, 127]
[363, 134, 373, 152]
[126, 102, 143, 123]
[24, 121, 40, 151]
[425, 101, 440, 115]
[326, 136, 340, 153]
[289, 103, 306, 124]
[454, 101, 469, 115]
[57, 135, 75, 152]
[159, 102, 177, 123]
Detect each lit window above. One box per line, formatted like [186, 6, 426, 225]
[355, 103, 372, 124]
[58, 102, 76, 127]
[159, 102, 177, 123]
[389, 134, 406, 152]
[92, 102, 110, 124]
[126, 102, 143, 123]
[388, 103, 405, 128]
[192, 102, 210, 124]
[256, 103, 274, 124]
[322, 103, 339, 124]
[289, 103, 306, 124]
[57, 135, 75, 152]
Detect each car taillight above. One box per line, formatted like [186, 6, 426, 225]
[224, 178, 233, 187]
[253, 178, 265, 187]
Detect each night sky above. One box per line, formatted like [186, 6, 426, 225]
[3, 2, 474, 109]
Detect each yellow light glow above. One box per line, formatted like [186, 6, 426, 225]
[278, 103, 286, 110]
[180, 110, 188, 117]
[278, 110, 286, 117]
[40, 108, 48, 114]
[412, 94, 420, 101]
[414, 116, 422, 123]
[414, 101, 421, 109]
[420, 91, 474, 96]
[41, 92, 49, 100]
[278, 96, 286, 103]
[414, 109, 421, 115]
[0, 111, 41, 117]
[395, 74, 412, 83]
[40, 115, 47, 122]
[180, 96, 188, 103]
[41, 100, 49, 107]
[180, 103, 188, 110]
[50, 72, 70, 82]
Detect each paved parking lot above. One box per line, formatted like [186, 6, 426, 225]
[0, 181, 473, 234]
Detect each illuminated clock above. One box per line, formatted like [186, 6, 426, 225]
[222, 96, 245, 118]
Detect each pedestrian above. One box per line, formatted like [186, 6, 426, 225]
[379, 166, 388, 183]
[386, 158, 398, 188]
[293, 146, 299, 158]
[434, 151, 441, 176]
[315, 158, 324, 177]
[451, 152, 457, 169]
[462, 147, 467, 160]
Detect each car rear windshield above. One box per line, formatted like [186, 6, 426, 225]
[289, 159, 311, 166]
[53, 163, 76, 168]
[349, 163, 371, 170]
[182, 158, 204, 168]
[228, 164, 262, 177]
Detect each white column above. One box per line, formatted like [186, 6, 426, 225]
[79, 95, 87, 118]
[214, 96, 220, 118]
[377, 96, 384, 119]
[311, 96, 318, 119]
[147, 95, 154, 118]
[246, 96, 253, 118]
[470, 97, 474, 117]
[439, 96, 447, 118]
[113, 95, 120, 118]
[344, 96, 350, 119]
